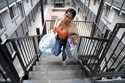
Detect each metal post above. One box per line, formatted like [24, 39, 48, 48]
[36, 28, 40, 42]
[40, 0, 45, 26]
[91, 0, 105, 37]
[32, 37, 39, 61]
[40, 0, 46, 35]
[88, 0, 90, 7]
[0, 44, 20, 83]
[103, 29, 110, 39]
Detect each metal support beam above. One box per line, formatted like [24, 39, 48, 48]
[91, 0, 105, 37]
[95, 0, 105, 24]
[40, 0, 45, 26]
[40, 0, 46, 35]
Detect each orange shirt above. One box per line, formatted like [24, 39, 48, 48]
[54, 26, 68, 40]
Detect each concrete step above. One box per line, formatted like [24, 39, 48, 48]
[38, 55, 80, 65]
[23, 80, 48, 83]
[38, 55, 64, 65]
[23, 78, 92, 83]
[51, 78, 92, 83]
[29, 70, 84, 80]
[37, 59, 79, 65]
[95, 79, 125, 83]
[36, 60, 63, 65]
[39, 55, 61, 60]
[33, 65, 81, 71]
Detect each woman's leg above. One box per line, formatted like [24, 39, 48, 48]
[52, 39, 62, 56]
[62, 41, 67, 61]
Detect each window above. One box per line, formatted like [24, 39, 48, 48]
[54, 0, 65, 7]
[9, 5, 17, 19]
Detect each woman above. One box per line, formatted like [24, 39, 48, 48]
[52, 8, 79, 61]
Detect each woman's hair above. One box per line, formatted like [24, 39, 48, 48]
[65, 8, 76, 19]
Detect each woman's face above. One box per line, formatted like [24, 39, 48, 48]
[63, 12, 74, 24]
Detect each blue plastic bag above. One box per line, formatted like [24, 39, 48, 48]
[39, 32, 56, 54]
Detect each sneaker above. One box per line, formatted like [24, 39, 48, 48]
[62, 54, 67, 61]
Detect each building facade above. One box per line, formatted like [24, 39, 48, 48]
[79, 0, 125, 34]
[0, 0, 40, 43]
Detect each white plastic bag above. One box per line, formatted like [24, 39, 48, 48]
[39, 32, 56, 54]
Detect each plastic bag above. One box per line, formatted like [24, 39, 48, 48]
[65, 38, 78, 60]
[39, 32, 56, 54]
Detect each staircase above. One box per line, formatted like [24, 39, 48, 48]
[23, 55, 92, 83]
[0, 21, 125, 83]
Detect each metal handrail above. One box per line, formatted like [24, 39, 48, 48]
[77, 35, 109, 75]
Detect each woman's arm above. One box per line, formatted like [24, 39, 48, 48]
[53, 19, 61, 33]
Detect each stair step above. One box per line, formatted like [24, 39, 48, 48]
[23, 80, 48, 83]
[37, 59, 80, 65]
[38, 55, 80, 65]
[29, 70, 84, 80]
[95, 79, 125, 83]
[51, 78, 92, 83]
[33, 65, 81, 71]
[23, 78, 92, 83]
[36, 60, 63, 65]
[39, 55, 61, 61]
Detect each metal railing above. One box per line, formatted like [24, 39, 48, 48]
[0, 5, 45, 81]
[76, 23, 125, 79]
[0, 34, 42, 83]
[96, 23, 125, 76]
[45, 20, 93, 36]
[73, 0, 125, 79]
[78, 36, 109, 71]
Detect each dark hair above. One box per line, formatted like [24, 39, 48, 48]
[65, 8, 76, 18]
